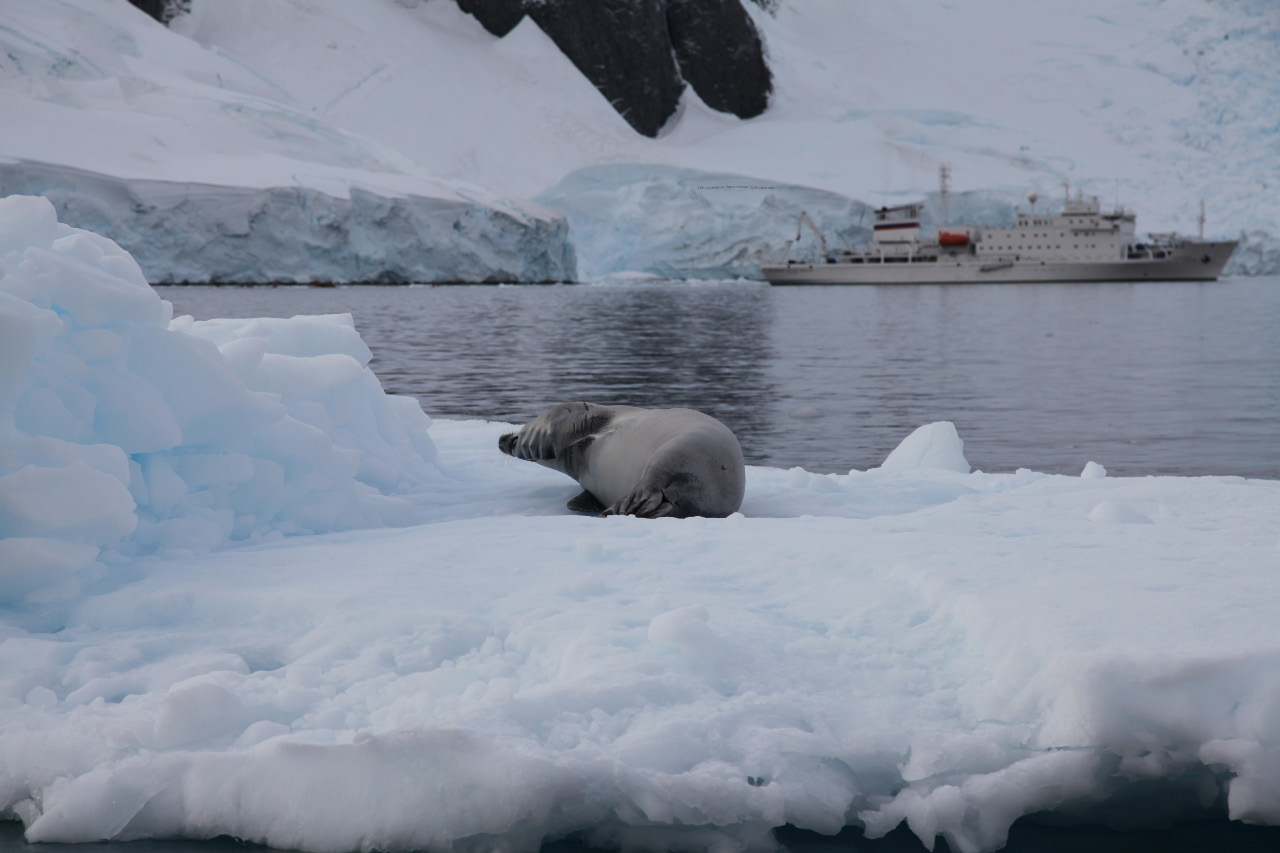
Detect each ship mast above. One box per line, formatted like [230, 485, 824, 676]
[1198, 199, 1205, 240]
[938, 164, 951, 228]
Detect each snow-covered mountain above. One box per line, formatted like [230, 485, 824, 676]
[3, 0, 1277, 280]
[0, 0, 575, 283]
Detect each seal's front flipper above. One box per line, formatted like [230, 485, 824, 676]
[567, 489, 605, 513]
[601, 488, 676, 519]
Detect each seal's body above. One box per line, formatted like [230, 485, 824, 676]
[498, 403, 745, 518]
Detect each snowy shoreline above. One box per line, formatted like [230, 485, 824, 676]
[4, 198, 1280, 853]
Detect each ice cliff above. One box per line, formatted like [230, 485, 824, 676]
[1, 163, 574, 284]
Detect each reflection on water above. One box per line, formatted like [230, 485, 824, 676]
[157, 278, 1280, 478]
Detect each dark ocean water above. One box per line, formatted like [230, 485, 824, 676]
[9, 815, 1280, 853]
[157, 277, 1280, 479]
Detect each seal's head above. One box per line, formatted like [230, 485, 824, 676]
[497, 430, 519, 456]
[499, 402, 615, 474]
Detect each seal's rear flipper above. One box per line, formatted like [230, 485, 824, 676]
[602, 488, 676, 519]
[567, 490, 605, 513]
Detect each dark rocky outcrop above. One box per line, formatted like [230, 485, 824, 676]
[666, 0, 771, 119]
[455, 0, 527, 38]
[532, 0, 686, 138]
[456, 0, 772, 137]
[126, 0, 189, 25]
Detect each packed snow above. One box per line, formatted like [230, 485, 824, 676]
[5, 203, 1280, 853]
[4, 0, 1278, 281]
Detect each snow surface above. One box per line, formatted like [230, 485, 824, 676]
[4, 0, 1278, 281]
[5, 195, 1280, 853]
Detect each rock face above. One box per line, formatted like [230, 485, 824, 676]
[126, 0, 189, 25]
[667, 0, 772, 119]
[456, 0, 772, 137]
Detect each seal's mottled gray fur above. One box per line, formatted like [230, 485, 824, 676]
[498, 403, 745, 518]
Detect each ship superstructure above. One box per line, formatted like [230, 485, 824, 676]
[763, 173, 1237, 285]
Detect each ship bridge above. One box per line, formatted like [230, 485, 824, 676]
[871, 204, 922, 249]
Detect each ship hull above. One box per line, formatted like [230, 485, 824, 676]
[762, 241, 1238, 285]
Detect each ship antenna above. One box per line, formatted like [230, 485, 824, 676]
[1198, 199, 1205, 240]
[939, 163, 950, 228]
[1027, 191, 1038, 215]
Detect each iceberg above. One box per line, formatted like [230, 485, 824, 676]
[0, 195, 438, 607]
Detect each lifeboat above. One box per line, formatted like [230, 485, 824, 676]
[938, 231, 970, 246]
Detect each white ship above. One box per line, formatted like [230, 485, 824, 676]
[762, 172, 1237, 285]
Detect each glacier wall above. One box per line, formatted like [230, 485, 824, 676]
[0, 163, 576, 284]
[537, 164, 875, 280]
[1227, 230, 1280, 278]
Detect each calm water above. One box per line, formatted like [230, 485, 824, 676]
[157, 278, 1280, 478]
